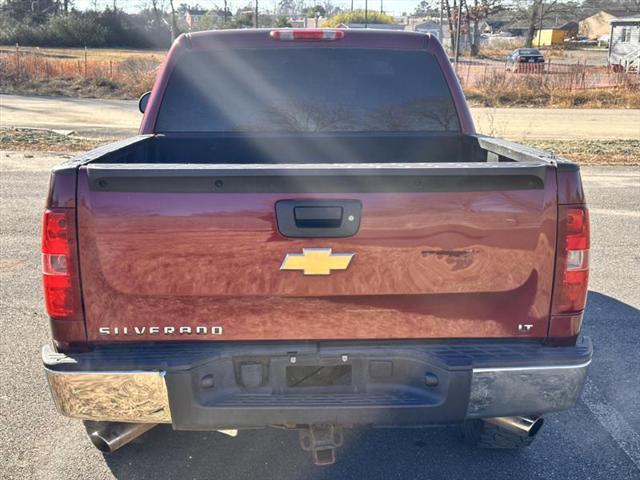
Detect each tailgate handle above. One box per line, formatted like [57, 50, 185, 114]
[294, 206, 343, 228]
[276, 200, 361, 238]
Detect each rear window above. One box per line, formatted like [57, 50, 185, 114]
[156, 48, 459, 133]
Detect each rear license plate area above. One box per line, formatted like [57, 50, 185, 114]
[286, 365, 352, 388]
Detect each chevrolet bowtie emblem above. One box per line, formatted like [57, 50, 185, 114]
[280, 248, 354, 275]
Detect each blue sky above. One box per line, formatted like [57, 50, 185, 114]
[73, 0, 424, 16]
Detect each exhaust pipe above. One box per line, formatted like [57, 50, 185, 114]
[486, 416, 544, 437]
[86, 422, 157, 453]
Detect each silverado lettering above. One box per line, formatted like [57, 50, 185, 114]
[97, 326, 223, 336]
[41, 28, 592, 466]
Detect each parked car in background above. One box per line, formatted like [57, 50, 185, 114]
[506, 48, 545, 72]
[565, 36, 598, 47]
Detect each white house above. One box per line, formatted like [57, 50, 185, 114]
[608, 16, 640, 72]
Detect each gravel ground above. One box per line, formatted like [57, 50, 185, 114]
[0, 152, 638, 480]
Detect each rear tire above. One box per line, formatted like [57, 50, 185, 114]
[462, 419, 539, 449]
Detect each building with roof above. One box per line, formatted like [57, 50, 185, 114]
[185, 9, 208, 30]
[413, 20, 442, 40]
[335, 23, 406, 30]
[483, 19, 510, 35]
[579, 9, 640, 39]
[532, 28, 567, 46]
[608, 16, 640, 72]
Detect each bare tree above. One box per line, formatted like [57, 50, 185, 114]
[443, 0, 456, 51]
[151, 0, 163, 24]
[169, 0, 177, 42]
[524, 0, 542, 48]
[442, 0, 503, 57]
[321, 1, 339, 16]
[464, 0, 503, 56]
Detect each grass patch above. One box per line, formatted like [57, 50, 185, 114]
[466, 86, 640, 108]
[527, 139, 640, 165]
[0, 76, 127, 98]
[0, 49, 159, 99]
[0, 45, 166, 61]
[0, 127, 106, 152]
[0, 73, 155, 99]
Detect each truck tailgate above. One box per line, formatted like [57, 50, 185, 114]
[77, 162, 557, 342]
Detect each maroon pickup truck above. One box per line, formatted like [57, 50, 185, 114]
[42, 29, 591, 465]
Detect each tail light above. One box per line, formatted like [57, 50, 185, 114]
[549, 205, 589, 342]
[552, 206, 590, 313]
[42, 209, 82, 321]
[270, 29, 345, 41]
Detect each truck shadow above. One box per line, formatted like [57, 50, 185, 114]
[103, 291, 639, 480]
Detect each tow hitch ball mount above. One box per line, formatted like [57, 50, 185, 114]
[299, 424, 344, 466]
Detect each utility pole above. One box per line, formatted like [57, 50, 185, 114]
[454, 3, 462, 66]
[538, 1, 544, 48]
[380, 0, 383, 14]
[224, 0, 228, 26]
[439, 0, 444, 42]
[351, 0, 354, 12]
[255, 0, 259, 28]
[365, 0, 368, 28]
[169, 0, 176, 42]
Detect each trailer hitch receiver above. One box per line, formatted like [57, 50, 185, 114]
[299, 424, 344, 466]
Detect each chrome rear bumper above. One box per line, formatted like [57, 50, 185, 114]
[43, 338, 591, 425]
[466, 361, 591, 418]
[45, 368, 171, 423]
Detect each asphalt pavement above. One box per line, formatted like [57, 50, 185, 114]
[2, 93, 640, 140]
[0, 148, 638, 479]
